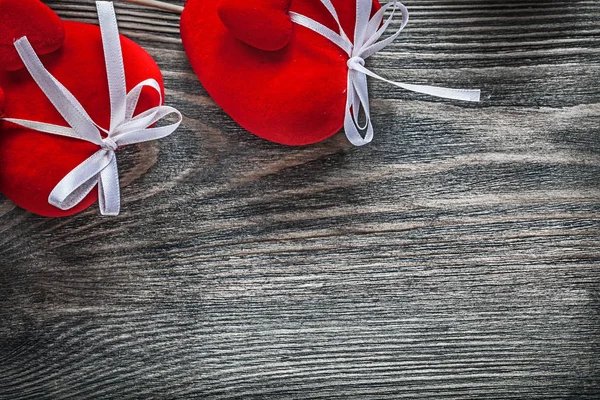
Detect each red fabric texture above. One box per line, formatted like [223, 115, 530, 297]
[0, 0, 65, 71]
[181, 0, 381, 146]
[217, 0, 293, 51]
[0, 21, 164, 217]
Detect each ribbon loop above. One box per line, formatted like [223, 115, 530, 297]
[1, 1, 182, 215]
[290, 1, 480, 146]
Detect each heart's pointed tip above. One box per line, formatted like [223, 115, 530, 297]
[217, 0, 294, 51]
[0, 0, 66, 71]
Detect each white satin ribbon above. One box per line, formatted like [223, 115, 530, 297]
[290, 0, 481, 146]
[1, 1, 182, 215]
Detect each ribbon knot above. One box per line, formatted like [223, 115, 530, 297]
[1, 2, 182, 216]
[101, 137, 119, 152]
[290, 0, 481, 146]
[347, 56, 365, 70]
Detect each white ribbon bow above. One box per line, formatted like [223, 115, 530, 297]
[290, 0, 481, 146]
[1, 1, 182, 216]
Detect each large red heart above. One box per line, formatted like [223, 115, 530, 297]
[181, 0, 380, 146]
[0, 21, 163, 217]
[217, 0, 293, 51]
[0, 0, 66, 71]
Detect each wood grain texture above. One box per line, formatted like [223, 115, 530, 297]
[1, 0, 599, 398]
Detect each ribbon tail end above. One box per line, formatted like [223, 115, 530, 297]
[469, 90, 481, 102]
[100, 209, 120, 217]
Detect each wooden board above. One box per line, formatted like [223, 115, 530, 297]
[1, 0, 599, 398]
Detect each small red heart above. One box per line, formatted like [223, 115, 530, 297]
[0, 0, 65, 71]
[181, 0, 381, 146]
[0, 21, 163, 217]
[217, 0, 293, 51]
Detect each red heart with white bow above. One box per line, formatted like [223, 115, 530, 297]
[0, 1, 181, 217]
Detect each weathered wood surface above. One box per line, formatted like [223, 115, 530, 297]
[1, 0, 599, 398]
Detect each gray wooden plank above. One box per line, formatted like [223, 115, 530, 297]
[1, 0, 599, 398]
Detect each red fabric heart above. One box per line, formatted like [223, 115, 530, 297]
[181, 0, 381, 146]
[0, 0, 66, 71]
[0, 21, 163, 217]
[217, 0, 293, 51]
